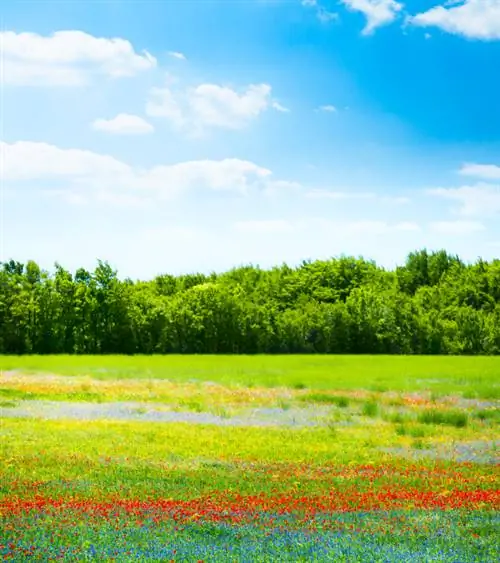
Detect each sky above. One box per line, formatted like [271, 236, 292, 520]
[2, 0, 500, 279]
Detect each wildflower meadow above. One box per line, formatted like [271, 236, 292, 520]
[1, 355, 499, 561]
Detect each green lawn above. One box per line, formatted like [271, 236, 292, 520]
[1, 354, 499, 398]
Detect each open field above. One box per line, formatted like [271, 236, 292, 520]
[1, 356, 499, 561]
[1, 354, 499, 396]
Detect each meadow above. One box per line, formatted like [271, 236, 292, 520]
[1, 355, 499, 561]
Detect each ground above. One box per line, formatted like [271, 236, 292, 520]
[0, 355, 499, 561]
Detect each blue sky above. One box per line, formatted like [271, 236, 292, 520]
[3, 0, 500, 279]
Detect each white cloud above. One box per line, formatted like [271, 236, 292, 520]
[146, 86, 185, 127]
[272, 101, 290, 113]
[188, 83, 271, 129]
[317, 8, 339, 22]
[91, 114, 154, 135]
[305, 189, 411, 204]
[306, 189, 373, 200]
[45, 189, 149, 208]
[3, 141, 131, 182]
[146, 82, 279, 132]
[301, 0, 338, 22]
[1, 30, 156, 86]
[318, 104, 337, 113]
[428, 183, 500, 216]
[430, 220, 485, 235]
[341, 0, 403, 34]
[168, 51, 186, 60]
[2, 140, 279, 204]
[410, 0, 500, 40]
[460, 162, 500, 180]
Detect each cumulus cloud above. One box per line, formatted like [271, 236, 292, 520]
[341, 0, 403, 34]
[410, 0, 500, 40]
[146, 86, 185, 127]
[1, 30, 156, 86]
[188, 83, 272, 129]
[317, 105, 337, 113]
[272, 101, 290, 113]
[428, 183, 500, 216]
[317, 8, 339, 22]
[3, 141, 131, 182]
[2, 140, 281, 205]
[460, 162, 500, 180]
[168, 51, 186, 60]
[301, 0, 338, 22]
[91, 114, 154, 135]
[146, 82, 283, 133]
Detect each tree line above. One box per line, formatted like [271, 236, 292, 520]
[1, 249, 499, 355]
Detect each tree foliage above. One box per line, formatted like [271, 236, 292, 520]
[1, 250, 499, 355]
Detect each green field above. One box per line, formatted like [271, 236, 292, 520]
[1, 354, 499, 396]
[1, 356, 499, 561]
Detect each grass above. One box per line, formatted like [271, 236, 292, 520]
[0, 399, 18, 408]
[0, 388, 35, 400]
[418, 408, 469, 428]
[383, 411, 413, 424]
[1, 354, 499, 397]
[362, 400, 379, 417]
[299, 392, 350, 407]
[474, 408, 500, 423]
[1, 355, 499, 561]
[393, 424, 430, 438]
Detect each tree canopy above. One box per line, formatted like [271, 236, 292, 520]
[1, 250, 499, 355]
